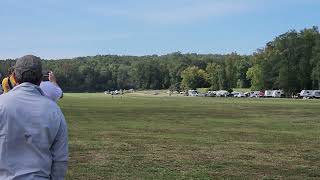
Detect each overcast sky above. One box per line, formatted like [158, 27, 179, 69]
[0, 0, 319, 59]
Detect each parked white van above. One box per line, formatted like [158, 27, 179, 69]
[271, 90, 284, 98]
[216, 90, 229, 97]
[264, 90, 273, 98]
[299, 90, 314, 98]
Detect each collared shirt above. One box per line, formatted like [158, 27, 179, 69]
[40, 81, 63, 102]
[0, 83, 68, 180]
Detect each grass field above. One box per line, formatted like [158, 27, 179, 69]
[59, 93, 320, 179]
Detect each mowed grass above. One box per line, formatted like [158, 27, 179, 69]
[59, 93, 320, 179]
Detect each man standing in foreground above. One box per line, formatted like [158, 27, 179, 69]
[0, 55, 68, 180]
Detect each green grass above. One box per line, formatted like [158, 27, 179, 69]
[59, 93, 320, 179]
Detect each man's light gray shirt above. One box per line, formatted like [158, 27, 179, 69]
[40, 81, 63, 102]
[0, 83, 68, 180]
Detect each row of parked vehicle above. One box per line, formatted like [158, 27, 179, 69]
[187, 89, 320, 99]
[299, 90, 320, 99]
[188, 90, 285, 98]
[104, 89, 135, 95]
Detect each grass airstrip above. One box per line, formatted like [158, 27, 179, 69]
[60, 92, 320, 179]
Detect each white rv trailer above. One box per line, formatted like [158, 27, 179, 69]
[271, 90, 284, 98]
[312, 90, 320, 99]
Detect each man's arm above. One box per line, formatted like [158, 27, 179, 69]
[50, 111, 68, 180]
[49, 71, 60, 89]
[48, 71, 63, 101]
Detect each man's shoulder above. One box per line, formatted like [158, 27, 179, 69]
[39, 94, 61, 109]
[0, 91, 13, 104]
[0, 89, 59, 108]
[40, 81, 61, 92]
[0, 92, 17, 112]
[40, 81, 54, 87]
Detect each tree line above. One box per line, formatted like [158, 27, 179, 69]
[247, 26, 320, 96]
[1, 26, 319, 95]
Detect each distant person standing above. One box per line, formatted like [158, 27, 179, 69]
[1, 66, 17, 93]
[0, 55, 68, 180]
[40, 71, 63, 102]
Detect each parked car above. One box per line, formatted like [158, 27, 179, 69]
[249, 91, 260, 98]
[264, 90, 273, 98]
[216, 90, 229, 97]
[229, 91, 245, 98]
[258, 91, 265, 98]
[244, 92, 250, 97]
[299, 90, 314, 98]
[230, 91, 240, 97]
[111, 90, 122, 95]
[188, 90, 199, 96]
[198, 93, 207, 97]
[206, 91, 217, 97]
[271, 90, 284, 98]
[312, 90, 320, 99]
[235, 92, 245, 98]
[128, 89, 135, 93]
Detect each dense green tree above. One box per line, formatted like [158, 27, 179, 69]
[235, 56, 251, 88]
[311, 34, 320, 89]
[206, 63, 220, 90]
[246, 65, 263, 91]
[247, 27, 320, 95]
[116, 65, 132, 89]
[224, 53, 238, 89]
[181, 66, 208, 90]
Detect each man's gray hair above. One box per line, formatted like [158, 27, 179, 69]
[15, 55, 43, 84]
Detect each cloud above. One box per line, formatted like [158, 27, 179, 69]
[89, 0, 257, 25]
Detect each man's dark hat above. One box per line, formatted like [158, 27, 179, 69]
[15, 55, 42, 77]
